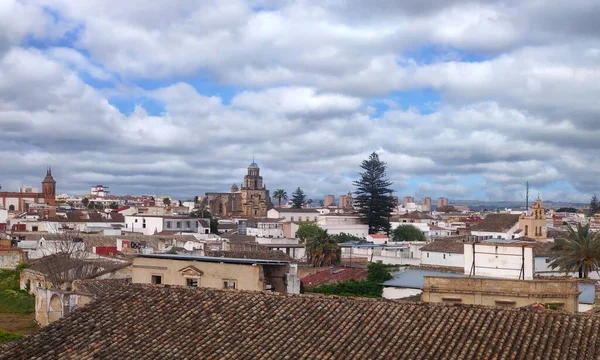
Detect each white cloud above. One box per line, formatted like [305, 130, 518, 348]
[0, 1, 599, 202]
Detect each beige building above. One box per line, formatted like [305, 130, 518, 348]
[421, 276, 580, 313]
[323, 195, 335, 207]
[338, 192, 353, 209]
[204, 161, 272, 218]
[519, 199, 547, 240]
[437, 197, 449, 209]
[132, 254, 299, 294]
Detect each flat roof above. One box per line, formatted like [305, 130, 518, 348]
[138, 253, 290, 265]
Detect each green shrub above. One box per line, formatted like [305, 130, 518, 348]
[0, 329, 24, 342]
[306, 280, 383, 298]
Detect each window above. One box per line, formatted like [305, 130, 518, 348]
[441, 297, 462, 304]
[223, 280, 237, 290]
[186, 278, 198, 287]
[545, 258, 551, 263]
[186, 221, 191, 228]
[135, 219, 138, 223]
[151, 275, 162, 285]
[427, 253, 430, 258]
[176, 222, 181, 229]
[166, 222, 171, 229]
[290, 217, 294, 221]
[205, 229, 209, 234]
[443, 254, 446, 259]
[495, 300, 516, 308]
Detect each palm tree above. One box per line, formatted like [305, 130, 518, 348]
[310, 235, 341, 267]
[273, 189, 288, 208]
[549, 223, 600, 278]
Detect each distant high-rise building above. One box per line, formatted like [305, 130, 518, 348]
[403, 196, 415, 207]
[338, 192, 353, 209]
[324, 195, 335, 207]
[421, 197, 432, 211]
[437, 197, 449, 209]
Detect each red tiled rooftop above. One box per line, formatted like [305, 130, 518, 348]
[301, 267, 368, 287]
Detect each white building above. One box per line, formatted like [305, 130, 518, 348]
[246, 218, 285, 238]
[90, 185, 110, 198]
[464, 242, 534, 280]
[470, 214, 522, 240]
[420, 239, 465, 268]
[267, 208, 319, 222]
[317, 214, 368, 238]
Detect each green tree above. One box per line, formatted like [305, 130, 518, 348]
[297, 223, 340, 267]
[163, 197, 171, 206]
[291, 187, 306, 209]
[273, 189, 288, 208]
[391, 225, 427, 242]
[81, 198, 89, 208]
[193, 196, 199, 205]
[366, 262, 396, 283]
[590, 194, 600, 216]
[550, 223, 600, 278]
[353, 152, 395, 234]
[330, 232, 366, 243]
[109, 202, 118, 209]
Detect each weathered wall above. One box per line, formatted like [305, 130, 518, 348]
[422, 276, 579, 313]
[132, 257, 264, 291]
[0, 249, 25, 269]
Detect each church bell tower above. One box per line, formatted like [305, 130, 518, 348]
[42, 167, 56, 206]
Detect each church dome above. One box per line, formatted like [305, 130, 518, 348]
[248, 161, 259, 169]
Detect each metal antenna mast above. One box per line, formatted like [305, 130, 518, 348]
[525, 181, 529, 211]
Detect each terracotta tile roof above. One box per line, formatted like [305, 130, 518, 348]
[369, 234, 388, 239]
[420, 237, 467, 254]
[4, 286, 600, 359]
[472, 214, 520, 232]
[301, 267, 368, 287]
[72, 278, 131, 296]
[206, 250, 296, 262]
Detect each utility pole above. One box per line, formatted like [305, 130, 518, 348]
[525, 181, 529, 212]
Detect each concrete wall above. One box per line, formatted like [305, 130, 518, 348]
[421, 251, 464, 268]
[421, 276, 579, 313]
[382, 287, 422, 300]
[464, 243, 534, 280]
[0, 249, 25, 269]
[132, 257, 278, 292]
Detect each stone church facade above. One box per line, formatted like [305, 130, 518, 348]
[204, 162, 272, 218]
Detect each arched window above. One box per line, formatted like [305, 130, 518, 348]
[8, 204, 15, 211]
[524, 225, 529, 236]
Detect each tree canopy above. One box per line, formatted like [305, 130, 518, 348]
[291, 187, 306, 209]
[273, 189, 288, 208]
[330, 232, 366, 243]
[353, 152, 395, 234]
[163, 197, 171, 206]
[590, 194, 600, 216]
[296, 223, 340, 267]
[391, 225, 427, 242]
[550, 223, 600, 278]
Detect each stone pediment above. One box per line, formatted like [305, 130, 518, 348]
[179, 266, 204, 278]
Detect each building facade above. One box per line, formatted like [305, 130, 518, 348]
[437, 197, 449, 209]
[518, 199, 547, 240]
[131, 254, 299, 294]
[421, 276, 580, 313]
[204, 162, 272, 218]
[0, 168, 56, 211]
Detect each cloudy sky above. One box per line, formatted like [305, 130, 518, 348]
[1, 0, 599, 202]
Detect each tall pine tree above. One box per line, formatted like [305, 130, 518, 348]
[353, 152, 395, 234]
[291, 187, 306, 208]
[590, 194, 600, 216]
